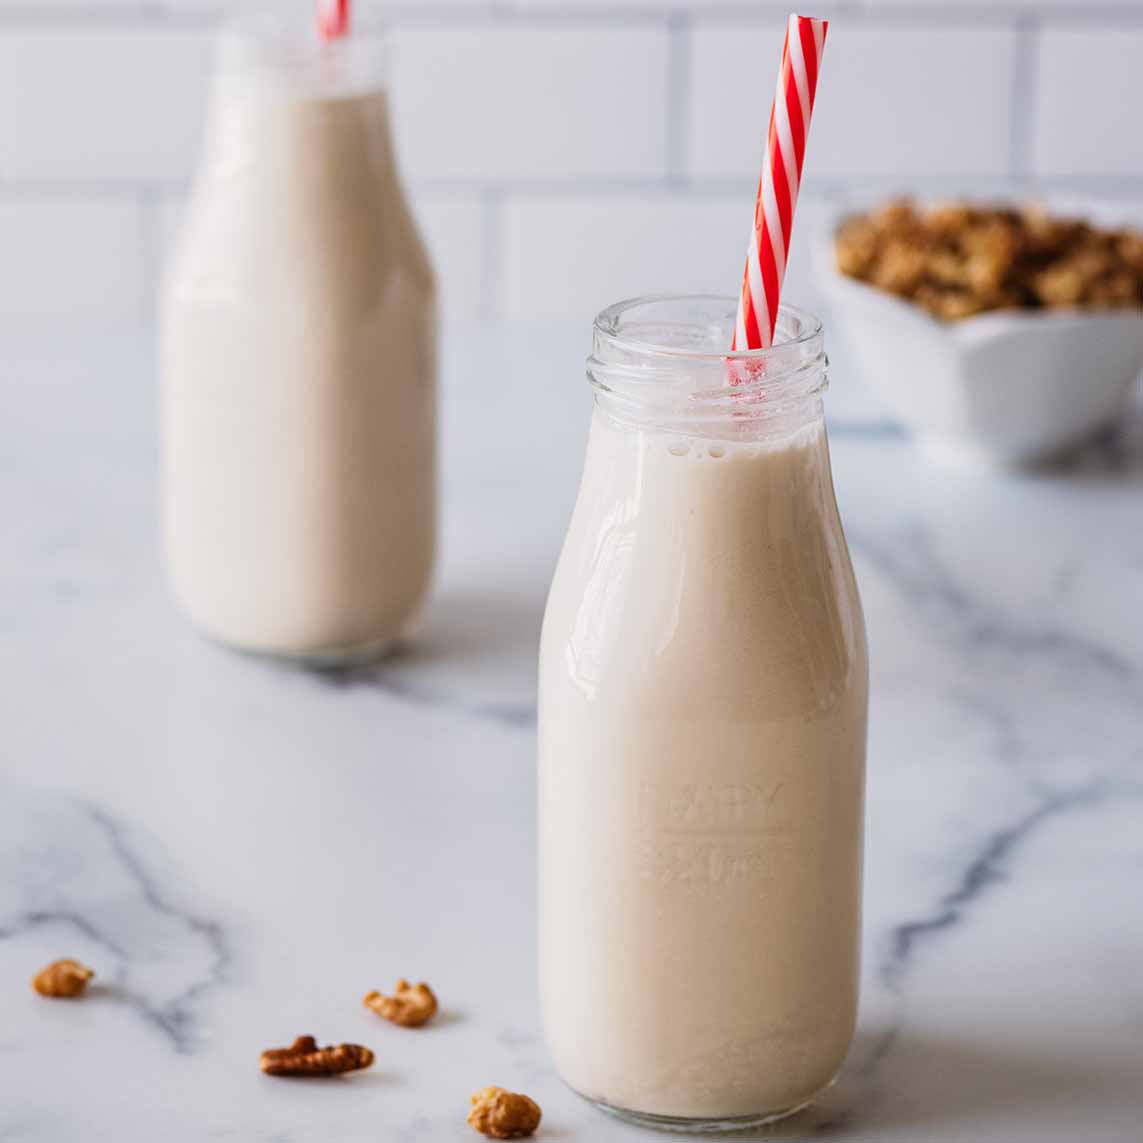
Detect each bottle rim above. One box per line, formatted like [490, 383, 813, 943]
[593, 293, 823, 363]
[588, 294, 828, 428]
[214, 11, 388, 96]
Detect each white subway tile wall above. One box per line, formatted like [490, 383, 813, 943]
[0, 2, 1141, 324]
[501, 191, 838, 322]
[1033, 26, 1143, 177]
[502, 193, 746, 321]
[689, 23, 1017, 180]
[0, 29, 211, 183]
[0, 199, 145, 323]
[388, 24, 671, 181]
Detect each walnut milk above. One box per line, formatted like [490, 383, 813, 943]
[538, 296, 868, 1131]
[161, 17, 436, 662]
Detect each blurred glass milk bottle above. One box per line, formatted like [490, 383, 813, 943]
[161, 13, 436, 662]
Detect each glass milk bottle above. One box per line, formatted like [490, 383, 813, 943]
[161, 19, 435, 662]
[538, 296, 868, 1131]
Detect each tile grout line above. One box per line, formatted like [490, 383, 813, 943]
[1008, 13, 1040, 187]
[665, 11, 691, 190]
[7, 4, 1141, 32]
[478, 187, 504, 323]
[8, 173, 1143, 203]
[1, 4, 1142, 29]
[137, 185, 161, 329]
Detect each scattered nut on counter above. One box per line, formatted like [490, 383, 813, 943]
[835, 199, 1143, 320]
[259, 1035, 374, 1077]
[32, 959, 95, 998]
[363, 978, 438, 1027]
[467, 1086, 542, 1139]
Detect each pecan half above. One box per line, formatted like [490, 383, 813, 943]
[259, 1035, 374, 1077]
[363, 979, 438, 1027]
[32, 959, 95, 998]
[468, 1086, 542, 1139]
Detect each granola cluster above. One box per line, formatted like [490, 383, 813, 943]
[835, 199, 1143, 321]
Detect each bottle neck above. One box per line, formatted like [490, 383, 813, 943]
[587, 297, 828, 443]
[198, 25, 393, 186]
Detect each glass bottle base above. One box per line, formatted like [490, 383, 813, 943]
[251, 635, 398, 669]
[575, 1089, 817, 1134]
[207, 631, 398, 669]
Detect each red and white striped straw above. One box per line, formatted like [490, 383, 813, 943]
[318, 0, 351, 40]
[733, 14, 828, 351]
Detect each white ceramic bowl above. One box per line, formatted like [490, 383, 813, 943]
[814, 217, 1143, 466]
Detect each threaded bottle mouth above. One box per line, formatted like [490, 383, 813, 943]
[588, 294, 828, 433]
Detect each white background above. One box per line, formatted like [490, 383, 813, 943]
[1, 0, 1142, 327]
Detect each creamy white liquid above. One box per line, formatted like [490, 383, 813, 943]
[539, 411, 867, 1121]
[161, 67, 435, 657]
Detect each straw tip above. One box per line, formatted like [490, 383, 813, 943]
[318, 0, 351, 41]
[789, 13, 829, 47]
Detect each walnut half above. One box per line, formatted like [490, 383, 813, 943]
[32, 959, 94, 998]
[363, 978, 438, 1027]
[468, 1086, 542, 1139]
[259, 1035, 374, 1077]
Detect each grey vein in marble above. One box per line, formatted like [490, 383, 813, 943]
[0, 788, 229, 1053]
[304, 661, 539, 729]
[880, 784, 1103, 994]
[2, 330, 1140, 1141]
[850, 524, 1137, 682]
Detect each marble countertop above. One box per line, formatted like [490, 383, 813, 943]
[1, 324, 1141, 1142]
